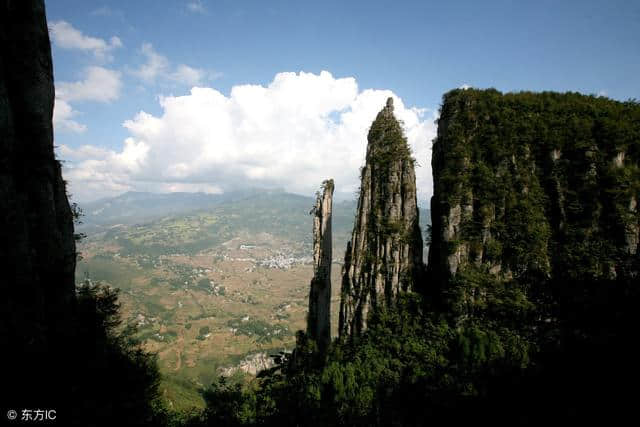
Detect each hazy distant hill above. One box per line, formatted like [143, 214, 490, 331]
[78, 190, 430, 253]
[80, 189, 259, 229]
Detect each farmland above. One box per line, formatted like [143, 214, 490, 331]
[76, 191, 429, 409]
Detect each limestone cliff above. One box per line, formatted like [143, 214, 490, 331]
[427, 88, 640, 315]
[339, 98, 424, 338]
[1, 0, 76, 376]
[307, 179, 334, 350]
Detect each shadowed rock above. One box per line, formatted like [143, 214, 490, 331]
[1, 0, 76, 406]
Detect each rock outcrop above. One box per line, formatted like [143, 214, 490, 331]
[1, 0, 76, 398]
[427, 88, 640, 312]
[339, 98, 424, 338]
[307, 179, 334, 350]
[220, 352, 276, 377]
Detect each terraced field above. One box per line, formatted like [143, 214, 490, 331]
[76, 191, 429, 409]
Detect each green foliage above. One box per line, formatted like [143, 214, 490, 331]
[8, 282, 175, 426]
[192, 90, 640, 426]
[226, 317, 291, 343]
[71, 202, 87, 261]
[61, 91, 639, 425]
[198, 376, 257, 427]
[368, 113, 414, 170]
[195, 294, 539, 425]
[434, 89, 639, 284]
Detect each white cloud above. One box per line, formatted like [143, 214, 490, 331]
[56, 66, 122, 103]
[49, 21, 121, 61]
[53, 67, 122, 133]
[49, 21, 122, 134]
[61, 71, 437, 203]
[58, 144, 111, 160]
[597, 90, 608, 98]
[53, 99, 87, 133]
[58, 138, 150, 199]
[130, 43, 218, 87]
[130, 43, 169, 83]
[170, 64, 206, 86]
[186, 1, 206, 14]
[459, 83, 471, 90]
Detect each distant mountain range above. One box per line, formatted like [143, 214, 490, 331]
[77, 190, 431, 244]
[79, 189, 272, 228]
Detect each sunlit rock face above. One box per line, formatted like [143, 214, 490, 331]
[339, 98, 425, 338]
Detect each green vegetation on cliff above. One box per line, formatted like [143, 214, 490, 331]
[427, 91, 640, 403]
[340, 99, 424, 338]
[428, 89, 640, 424]
[430, 89, 639, 286]
[191, 90, 640, 426]
[5, 10, 637, 420]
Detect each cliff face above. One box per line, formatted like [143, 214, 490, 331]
[428, 89, 640, 315]
[339, 98, 424, 338]
[307, 179, 334, 350]
[0, 0, 76, 358]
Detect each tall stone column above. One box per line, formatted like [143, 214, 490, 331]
[339, 98, 424, 338]
[307, 179, 334, 350]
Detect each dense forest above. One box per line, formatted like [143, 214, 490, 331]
[2, 2, 639, 426]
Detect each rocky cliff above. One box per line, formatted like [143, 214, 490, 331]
[427, 88, 640, 316]
[220, 352, 276, 377]
[307, 179, 334, 350]
[339, 98, 424, 338]
[1, 0, 76, 398]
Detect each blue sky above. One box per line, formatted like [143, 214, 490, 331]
[46, 0, 640, 202]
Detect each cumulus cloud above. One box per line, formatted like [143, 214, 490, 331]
[170, 64, 206, 86]
[49, 21, 123, 134]
[61, 71, 437, 203]
[49, 20, 121, 61]
[53, 67, 122, 133]
[130, 43, 169, 83]
[59, 138, 150, 199]
[56, 66, 122, 103]
[130, 43, 218, 87]
[53, 99, 87, 133]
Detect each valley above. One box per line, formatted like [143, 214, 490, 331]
[75, 190, 430, 409]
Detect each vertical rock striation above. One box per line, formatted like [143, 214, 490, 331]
[339, 98, 424, 338]
[307, 179, 334, 350]
[1, 0, 76, 376]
